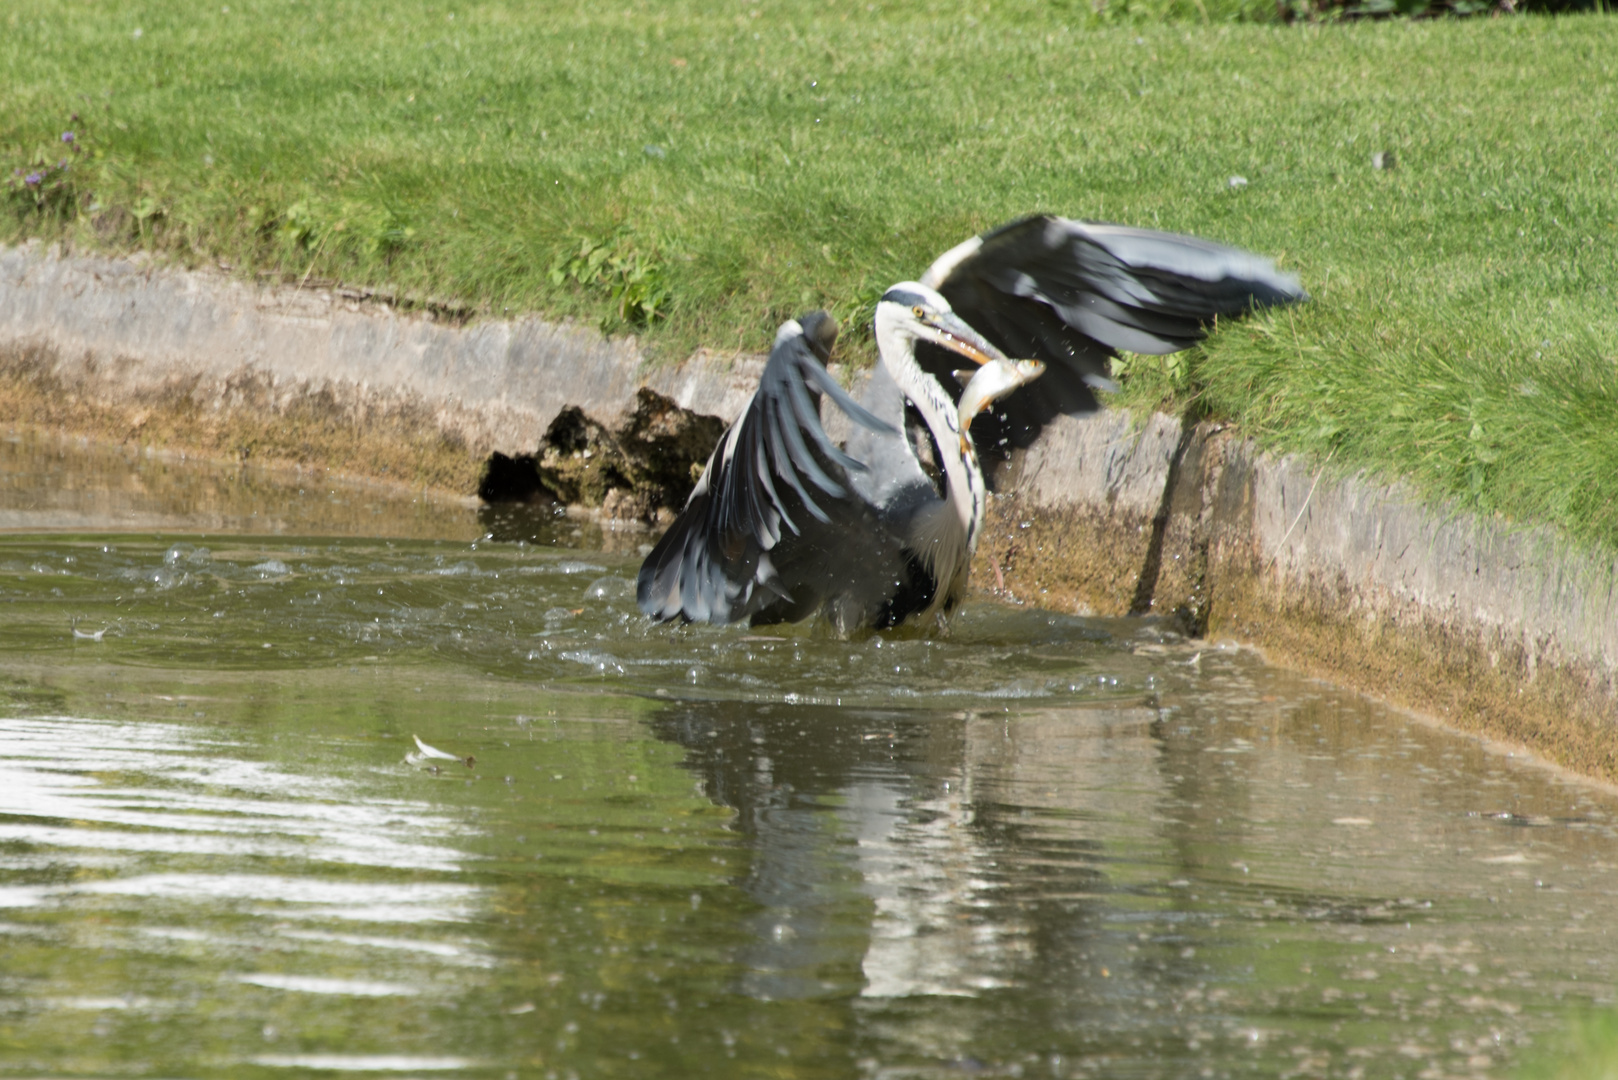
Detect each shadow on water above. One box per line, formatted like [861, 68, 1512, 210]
[2, 436, 1617, 1078]
[477, 500, 658, 556]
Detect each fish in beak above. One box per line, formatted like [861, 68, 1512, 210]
[959, 359, 1047, 435]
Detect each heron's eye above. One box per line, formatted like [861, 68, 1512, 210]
[911, 305, 926, 320]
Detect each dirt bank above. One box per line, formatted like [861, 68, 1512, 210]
[5, 242, 1615, 779]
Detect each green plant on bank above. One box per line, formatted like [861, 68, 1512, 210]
[548, 232, 671, 329]
[5, 123, 87, 222]
[1112, 349, 1199, 403]
[248, 198, 416, 278]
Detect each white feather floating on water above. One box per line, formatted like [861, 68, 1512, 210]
[71, 617, 109, 642]
[406, 734, 474, 770]
[411, 735, 459, 761]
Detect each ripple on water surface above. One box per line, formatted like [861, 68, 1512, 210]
[2, 463, 1617, 1076]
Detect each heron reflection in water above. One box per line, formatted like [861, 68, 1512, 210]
[637, 216, 1306, 633]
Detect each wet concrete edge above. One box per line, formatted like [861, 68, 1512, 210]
[5, 242, 1616, 777]
[979, 414, 1618, 781]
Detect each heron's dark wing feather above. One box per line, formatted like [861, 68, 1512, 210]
[918, 215, 1307, 468]
[637, 325, 895, 626]
[924, 215, 1305, 370]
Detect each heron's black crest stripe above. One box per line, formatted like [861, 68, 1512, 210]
[880, 287, 931, 310]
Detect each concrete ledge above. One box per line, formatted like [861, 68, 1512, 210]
[4, 242, 1615, 777]
[0, 242, 765, 492]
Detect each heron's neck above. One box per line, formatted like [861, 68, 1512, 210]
[878, 334, 987, 553]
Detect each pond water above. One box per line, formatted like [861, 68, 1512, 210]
[1, 432, 1613, 1079]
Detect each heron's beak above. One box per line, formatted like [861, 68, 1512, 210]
[918, 310, 1006, 367]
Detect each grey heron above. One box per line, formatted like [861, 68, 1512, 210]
[636, 215, 1306, 633]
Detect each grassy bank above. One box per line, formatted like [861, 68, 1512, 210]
[4, 1, 1617, 552]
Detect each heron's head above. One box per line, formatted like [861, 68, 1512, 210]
[875, 283, 1006, 367]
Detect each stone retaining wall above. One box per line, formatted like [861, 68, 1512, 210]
[0, 242, 763, 493]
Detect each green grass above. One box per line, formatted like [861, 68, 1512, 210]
[4, 2, 1618, 552]
[1517, 1013, 1618, 1079]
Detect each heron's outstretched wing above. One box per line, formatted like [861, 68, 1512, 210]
[637, 313, 894, 626]
[918, 215, 1307, 457]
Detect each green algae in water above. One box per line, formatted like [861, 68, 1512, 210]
[4, 463, 1618, 1076]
